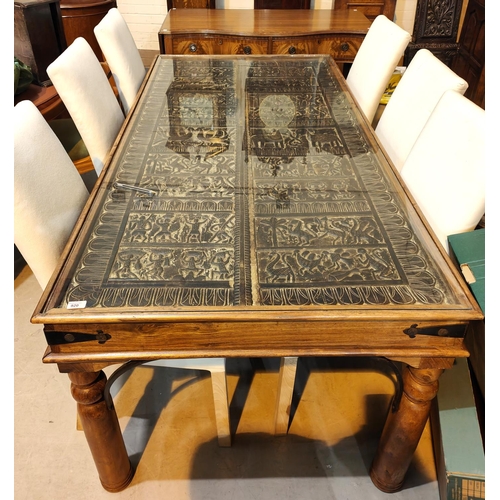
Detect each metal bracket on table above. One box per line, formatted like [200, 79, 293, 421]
[403, 324, 466, 338]
[45, 330, 111, 345]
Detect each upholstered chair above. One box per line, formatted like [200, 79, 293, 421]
[400, 90, 485, 253]
[375, 49, 469, 172]
[47, 37, 125, 175]
[346, 15, 411, 124]
[94, 8, 147, 116]
[14, 100, 89, 290]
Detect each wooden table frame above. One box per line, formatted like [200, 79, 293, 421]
[32, 54, 483, 494]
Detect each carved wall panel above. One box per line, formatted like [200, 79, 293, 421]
[404, 0, 464, 66]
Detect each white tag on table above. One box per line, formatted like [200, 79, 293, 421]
[67, 301, 87, 309]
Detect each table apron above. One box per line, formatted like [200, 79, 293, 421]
[43, 319, 469, 363]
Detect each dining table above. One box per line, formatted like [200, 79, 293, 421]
[31, 54, 483, 493]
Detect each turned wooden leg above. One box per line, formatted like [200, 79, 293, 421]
[274, 356, 298, 435]
[370, 365, 443, 492]
[69, 371, 134, 492]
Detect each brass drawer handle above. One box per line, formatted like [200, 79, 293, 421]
[189, 43, 198, 53]
[340, 42, 349, 52]
[243, 45, 252, 54]
[288, 46, 296, 54]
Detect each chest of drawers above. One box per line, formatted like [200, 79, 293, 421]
[158, 9, 371, 64]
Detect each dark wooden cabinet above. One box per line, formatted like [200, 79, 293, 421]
[451, 0, 485, 108]
[333, 0, 396, 21]
[14, 0, 67, 86]
[59, 0, 116, 61]
[404, 0, 464, 66]
[167, 0, 215, 10]
[254, 0, 310, 8]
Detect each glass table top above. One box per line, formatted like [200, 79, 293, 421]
[46, 56, 470, 313]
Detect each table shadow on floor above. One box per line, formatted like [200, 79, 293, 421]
[110, 356, 433, 492]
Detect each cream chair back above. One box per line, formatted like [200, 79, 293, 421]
[14, 100, 89, 290]
[375, 49, 469, 172]
[94, 8, 146, 116]
[400, 90, 484, 253]
[346, 15, 411, 124]
[47, 37, 124, 176]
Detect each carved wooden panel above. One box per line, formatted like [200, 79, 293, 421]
[404, 0, 464, 66]
[450, 0, 485, 108]
[412, 0, 463, 43]
[333, 0, 396, 21]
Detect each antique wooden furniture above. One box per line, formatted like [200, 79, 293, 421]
[14, 100, 89, 289]
[254, 0, 310, 9]
[345, 15, 410, 123]
[31, 54, 483, 494]
[59, 0, 117, 60]
[47, 37, 124, 175]
[167, 0, 215, 10]
[333, 0, 396, 21]
[14, 0, 67, 86]
[400, 89, 485, 253]
[375, 48, 468, 172]
[450, 0, 485, 109]
[404, 0, 464, 66]
[158, 9, 371, 71]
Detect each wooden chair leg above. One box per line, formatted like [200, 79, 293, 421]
[274, 356, 298, 436]
[209, 370, 231, 447]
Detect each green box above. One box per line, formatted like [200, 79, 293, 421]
[431, 357, 485, 500]
[447, 229, 485, 396]
[448, 229, 485, 314]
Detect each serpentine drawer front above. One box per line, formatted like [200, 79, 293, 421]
[271, 35, 362, 60]
[159, 9, 371, 64]
[172, 35, 269, 55]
